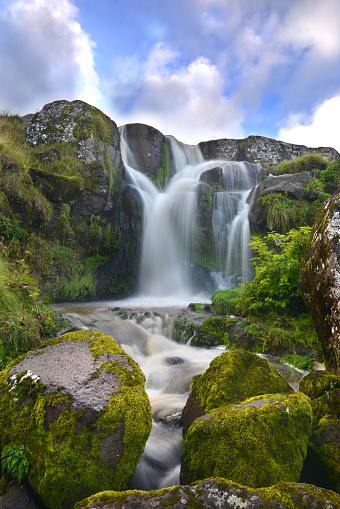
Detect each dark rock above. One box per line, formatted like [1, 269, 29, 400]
[0, 481, 38, 509]
[300, 190, 340, 376]
[300, 388, 340, 493]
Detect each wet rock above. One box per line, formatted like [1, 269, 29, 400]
[300, 190, 340, 376]
[74, 478, 340, 508]
[120, 123, 169, 187]
[0, 330, 152, 509]
[180, 392, 312, 487]
[0, 481, 38, 509]
[182, 350, 292, 434]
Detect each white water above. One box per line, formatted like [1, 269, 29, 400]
[120, 129, 260, 299]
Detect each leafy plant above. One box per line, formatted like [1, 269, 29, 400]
[236, 227, 312, 316]
[1, 444, 29, 482]
[211, 287, 242, 315]
[280, 354, 315, 372]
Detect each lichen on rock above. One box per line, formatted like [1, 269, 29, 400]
[0, 329, 152, 509]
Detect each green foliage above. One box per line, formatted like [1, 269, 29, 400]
[280, 354, 315, 372]
[271, 154, 329, 176]
[188, 303, 205, 313]
[261, 193, 326, 233]
[316, 159, 340, 187]
[0, 213, 27, 240]
[236, 227, 311, 316]
[211, 287, 242, 315]
[1, 444, 29, 482]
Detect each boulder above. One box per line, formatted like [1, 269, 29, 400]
[300, 190, 340, 376]
[0, 330, 152, 509]
[299, 370, 340, 400]
[74, 478, 340, 508]
[182, 350, 292, 435]
[180, 392, 312, 487]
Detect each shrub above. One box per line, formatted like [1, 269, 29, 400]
[1, 444, 29, 482]
[236, 227, 312, 316]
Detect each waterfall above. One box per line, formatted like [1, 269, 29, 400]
[119, 128, 261, 298]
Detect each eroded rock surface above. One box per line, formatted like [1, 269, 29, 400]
[300, 190, 340, 375]
[0, 330, 152, 509]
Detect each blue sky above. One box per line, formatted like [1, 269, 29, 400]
[1, 0, 340, 151]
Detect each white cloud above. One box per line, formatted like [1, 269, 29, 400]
[278, 95, 340, 152]
[0, 0, 101, 113]
[106, 50, 244, 144]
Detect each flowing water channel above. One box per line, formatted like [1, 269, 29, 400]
[51, 300, 306, 490]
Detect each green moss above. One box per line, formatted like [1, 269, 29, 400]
[182, 391, 312, 487]
[0, 330, 152, 509]
[191, 350, 292, 413]
[299, 371, 340, 400]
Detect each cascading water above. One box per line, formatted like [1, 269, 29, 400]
[120, 128, 261, 297]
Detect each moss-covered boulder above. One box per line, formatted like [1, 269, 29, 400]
[299, 370, 340, 400]
[301, 388, 340, 494]
[74, 477, 340, 508]
[300, 190, 340, 376]
[0, 329, 152, 509]
[182, 350, 292, 435]
[180, 392, 312, 487]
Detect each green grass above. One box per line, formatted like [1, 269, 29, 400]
[280, 354, 315, 372]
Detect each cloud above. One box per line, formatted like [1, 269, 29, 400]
[105, 45, 244, 144]
[278, 95, 340, 152]
[0, 0, 101, 114]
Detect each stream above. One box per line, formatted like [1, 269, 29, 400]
[50, 299, 307, 491]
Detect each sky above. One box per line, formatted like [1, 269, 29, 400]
[0, 0, 340, 151]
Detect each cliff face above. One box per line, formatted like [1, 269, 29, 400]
[199, 135, 339, 169]
[1, 99, 339, 301]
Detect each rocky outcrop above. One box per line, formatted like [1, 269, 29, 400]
[200, 135, 340, 169]
[180, 392, 312, 487]
[300, 190, 340, 376]
[74, 478, 340, 508]
[182, 350, 292, 435]
[0, 330, 152, 509]
[249, 171, 316, 232]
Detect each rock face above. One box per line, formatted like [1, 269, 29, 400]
[182, 350, 292, 434]
[74, 478, 340, 509]
[0, 330, 152, 509]
[180, 391, 312, 487]
[120, 124, 169, 188]
[199, 135, 340, 169]
[300, 190, 340, 375]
